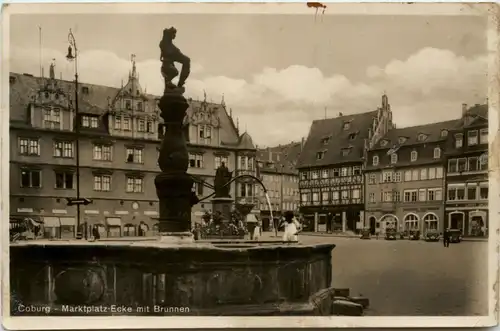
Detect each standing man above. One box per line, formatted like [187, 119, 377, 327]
[443, 228, 450, 248]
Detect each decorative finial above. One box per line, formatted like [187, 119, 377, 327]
[221, 93, 225, 106]
[203, 90, 207, 103]
[130, 54, 137, 79]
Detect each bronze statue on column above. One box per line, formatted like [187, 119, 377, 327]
[155, 27, 198, 240]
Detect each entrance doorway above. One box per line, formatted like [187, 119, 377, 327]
[369, 216, 376, 235]
[449, 212, 464, 232]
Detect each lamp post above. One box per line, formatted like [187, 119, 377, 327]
[66, 28, 83, 239]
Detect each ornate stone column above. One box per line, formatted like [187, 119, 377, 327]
[155, 92, 199, 243]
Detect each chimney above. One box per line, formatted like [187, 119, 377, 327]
[268, 148, 272, 162]
[301, 137, 305, 151]
[462, 103, 468, 117]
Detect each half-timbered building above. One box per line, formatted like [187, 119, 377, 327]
[296, 95, 394, 232]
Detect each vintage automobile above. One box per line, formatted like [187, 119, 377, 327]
[449, 229, 463, 243]
[385, 228, 397, 240]
[425, 229, 440, 242]
[408, 230, 420, 240]
[360, 228, 371, 240]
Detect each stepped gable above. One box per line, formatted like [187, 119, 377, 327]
[9, 72, 244, 145]
[371, 119, 460, 151]
[296, 110, 378, 169]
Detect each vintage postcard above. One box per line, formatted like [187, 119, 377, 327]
[1, 2, 498, 329]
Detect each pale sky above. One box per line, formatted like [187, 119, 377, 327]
[9, 12, 488, 147]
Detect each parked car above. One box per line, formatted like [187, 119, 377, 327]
[360, 228, 371, 240]
[425, 229, 440, 242]
[449, 229, 463, 243]
[385, 228, 397, 240]
[408, 230, 420, 240]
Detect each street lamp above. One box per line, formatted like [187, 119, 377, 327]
[66, 28, 83, 239]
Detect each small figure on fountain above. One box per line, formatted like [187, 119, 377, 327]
[214, 162, 233, 198]
[159, 27, 191, 94]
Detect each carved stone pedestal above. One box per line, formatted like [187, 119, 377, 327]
[211, 197, 233, 222]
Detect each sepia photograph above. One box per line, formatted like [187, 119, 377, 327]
[2, 2, 498, 329]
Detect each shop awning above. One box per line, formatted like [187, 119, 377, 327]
[43, 217, 61, 227]
[60, 217, 76, 226]
[106, 217, 122, 226]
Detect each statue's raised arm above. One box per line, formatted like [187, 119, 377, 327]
[159, 27, 191, 94]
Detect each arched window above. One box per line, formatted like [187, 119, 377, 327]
[410, 151, 418, 162]
[390, 153, 398, 164]
[372, 155, 379, 166]
[423, 214, 438, 230]
[138, 222, 149, 236]
[433, 147, 441, 159]
[404, 214, 419, 230]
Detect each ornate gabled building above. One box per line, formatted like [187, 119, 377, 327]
[444, 103, 488, 237]
[364, 119, 459, 235]
[9, 59, 257, 239]
[296, 94, 393, 233]
[256, 141, 303, 231]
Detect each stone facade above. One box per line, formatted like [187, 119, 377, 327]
[9, 63, 257, 238]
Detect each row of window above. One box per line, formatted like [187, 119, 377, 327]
[18, 138, 237, 170]
[113, 116, 154, 133]
[300, 189, 362, 204]
[19, 169, 145, 193]
[447, 182, 489, 201]
[372, 148, 441, 166]
[368, 188, 443, 203]
[367, 167, 444, 184]
[300, 166, 362, 180]
[263, 188, 300, 198]
[454, 129, 488, 148]
[263, 174, 299, 184]
[448, 156, 488, 173]
[261, 202, 299, 211]
[366, 183, 489, 203]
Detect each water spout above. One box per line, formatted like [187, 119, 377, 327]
[264, 191, 274, 227]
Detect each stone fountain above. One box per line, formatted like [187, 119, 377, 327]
[8, 27, 356, 317]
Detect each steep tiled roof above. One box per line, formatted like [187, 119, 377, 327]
[237, 132, 255, 150]
[257, 141, 303, 175]
[9, 72, 243, 146]
[371, 119, 460, 151]
[296, 111, 378, 169]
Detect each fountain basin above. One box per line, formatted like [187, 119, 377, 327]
[10, 240, 336, 316]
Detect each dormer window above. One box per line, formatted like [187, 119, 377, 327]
[372, 155, 379, 166]
[410, 150, 418, 162]
[81, 115, 98, 128]
[342, 121, 351, 130]
[125, 100, 132, 110]
[433, 147, 441, 159]
[316, 151, 325, 160]
[348, 133, 357, 140]
[417, 134, 427, 142]
[321, 137, 330, 145]
[441, 130, 448, 138]
[380, 140, 388, 147]
[81, 86, 89, 95]
[398, 137, 407, 144]
[341, 148, 351, 156]
[455, 133, 463, 148]
[390, 153, 398, 164]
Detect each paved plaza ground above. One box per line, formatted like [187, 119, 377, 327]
[264, 232, 489, 316]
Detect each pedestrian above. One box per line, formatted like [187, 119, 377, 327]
[252, 221, 262, 241]
[443, 228, 450, 248]
[92, 225, 101, 240]
[282, 211, 300, 242]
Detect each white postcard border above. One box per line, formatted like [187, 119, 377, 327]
[1, 2, 498, 329]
